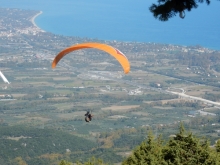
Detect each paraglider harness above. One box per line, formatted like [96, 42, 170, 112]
[85, 111, 93, 122]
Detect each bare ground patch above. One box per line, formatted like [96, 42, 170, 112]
[48, 97, 70, 101]
[153, 106, 175, 110]
[14, 115, 26, 118]
[139, 117, 152, 121]
[6, 136, 32, 141]
[131, 111, 149, 116]
[102, 105, 139, 112]
[185, 86, 215, 97]
[11, 94, 26, 97]
[57, 111, 85, 119]
[28, 117, 51, 122]
[53, 77, 72, 80]
[14, 115, 51, 122]
[144, 98, 182, 104]
[108, 115, 128, 119]
[117, 151, 132, 157]
[203, 107, 220, 112]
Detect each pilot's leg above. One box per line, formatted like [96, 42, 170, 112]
[85, 117, 90, 122]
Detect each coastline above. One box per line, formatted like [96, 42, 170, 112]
[27, 11, 220, 51]
[30, 11, 45, 32]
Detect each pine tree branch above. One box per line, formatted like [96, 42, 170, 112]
[149, 0, 213, 21]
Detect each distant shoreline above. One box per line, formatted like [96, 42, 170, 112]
[27, 10, 219, 51]
[30, 11, 45, 31]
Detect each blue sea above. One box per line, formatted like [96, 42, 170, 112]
[0, 0, 220, 50]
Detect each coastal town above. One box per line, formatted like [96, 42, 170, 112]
[0, 8, 215, 58]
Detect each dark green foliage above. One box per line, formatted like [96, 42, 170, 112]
[122, 124, 219, 165]
[162, 124, 217, 165]
[69, 148, 122, 164]
[204, 93, 220, 102]
[165, 101, 201, 108]
[59, 160, 71, 165]
[75, 157, 110, 165]
[149, 0, 211, 21]
[0, 125, 97, 165]
[26, 157, 51, 165]
[122, 132, 164, 165]
[216, 140, 220, 153]
[113, 134, 146, 149]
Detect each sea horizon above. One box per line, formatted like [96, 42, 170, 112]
[1, 0, 220, 50]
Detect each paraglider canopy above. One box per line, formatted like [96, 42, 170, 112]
[51, 42, 130, 74]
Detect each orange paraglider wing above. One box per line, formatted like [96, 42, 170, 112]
[51, 42, 130, 74]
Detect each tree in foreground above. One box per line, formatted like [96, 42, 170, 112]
[59, 124, 220, 165]
[59, 160, 72, 165]
[149, 0, 212, 21]
[59, 157, 109, 165]
[162, 124, 217, 165]
[216, 139, 220, 153]
[123, 123, 218, 165]
[76, 157, 109, 165]
[122, 132, 164, 165]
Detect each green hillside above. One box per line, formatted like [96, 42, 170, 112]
[0, 125, 122, 165]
